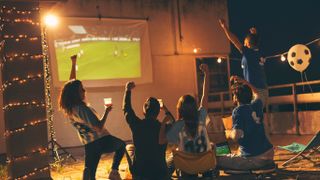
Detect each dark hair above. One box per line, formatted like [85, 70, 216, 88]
[232, 83, 253, 104]
[245, 33, 259, 48]
[144, 97, 160, 118]
[59, 79, 85, 115]
[177, 95, 199, 138]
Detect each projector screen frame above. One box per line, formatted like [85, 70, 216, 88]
[47, 17, 153, 88]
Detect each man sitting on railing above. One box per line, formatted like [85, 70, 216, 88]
[217, 76, 274, 170]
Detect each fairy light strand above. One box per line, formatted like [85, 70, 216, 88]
[10, 166, 50, 180]
[1, 73, 43, 91]
[42, 24, 61, 163]
[1, 4, 52, 179]
[2, 101, 46, 111]
[6, 148, 48, 163]
[4, 119, 47, 137]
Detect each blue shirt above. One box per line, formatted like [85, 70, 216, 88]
[232, 99, 272, 157]
[241, 47, 267, 89]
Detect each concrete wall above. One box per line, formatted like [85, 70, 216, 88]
[11, 0, 229, 149]
[208, 111, 320, 139]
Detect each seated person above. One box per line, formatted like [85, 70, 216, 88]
[217, 76, 274, 170]
[160, 64, 213, 177]
[123, 81, 171, 180]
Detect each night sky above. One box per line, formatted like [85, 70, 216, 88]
[227, 0, 320, 86]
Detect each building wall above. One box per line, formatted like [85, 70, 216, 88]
[26, 0, 229, 148]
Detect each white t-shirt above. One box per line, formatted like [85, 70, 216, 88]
[166, 107, 211, 153]
[69, 104, 109, 145]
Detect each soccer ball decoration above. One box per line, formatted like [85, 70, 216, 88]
[287, 44, 311, 72]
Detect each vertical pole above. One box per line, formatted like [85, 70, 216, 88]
[292, 84, 300, 135]
[220, 92, 224, 115]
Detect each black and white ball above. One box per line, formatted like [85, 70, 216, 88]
[287, 44, 311, 72]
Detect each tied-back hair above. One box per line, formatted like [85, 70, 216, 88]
[177, 95, 199, 138]
[231, 83, 253, 104]
[59, 79, 85, 115]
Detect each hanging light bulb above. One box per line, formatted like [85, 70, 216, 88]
[217, 57, 222, 63]
[193, 48, 198, 54]
[281, 54, 286, 61]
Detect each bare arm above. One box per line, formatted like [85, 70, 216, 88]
[123, 82, 140, 125]
[225, 129, 244, 141]
[199, 64, 209, 108]
[69, 55, 77, 80]
[159, 105, 175, 144]
[219, 19, 243, 53]
[159, 118, 169, 144]
[230, 75, 258, 95]
[99, 105, 112, 129]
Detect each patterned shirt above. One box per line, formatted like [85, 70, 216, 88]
[69, 104, 109, 145]
[167, 107, 211, 153]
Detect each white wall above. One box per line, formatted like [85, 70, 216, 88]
[0, 0, 229, 150]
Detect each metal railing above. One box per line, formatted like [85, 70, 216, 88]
[207, 80, 320, 135]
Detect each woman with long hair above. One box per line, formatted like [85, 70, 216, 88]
[160, 64, 212, 178]
[59, 55, 126, 180]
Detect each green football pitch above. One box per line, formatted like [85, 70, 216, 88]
[56, 41, 141, 81]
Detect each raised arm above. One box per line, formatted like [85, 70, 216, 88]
[199, 64, 210, 108]
[159, 104, 175, 145]
[230, 75, 258, 98]
[219, 19, 243, 53]
[99, 105, 113, 129]
[122, 81, 139, 124]
[69, 55, 77, 80]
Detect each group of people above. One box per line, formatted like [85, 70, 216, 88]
[58, 19, 274, 180]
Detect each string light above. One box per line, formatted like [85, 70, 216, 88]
[2, 54, 43, 63]
[11, 166, 50, 180]
[264, 37, 320, 61]
[4, 119, 47, 137]
[7, 148, 48, 163]
[42, 16, 62, 164]
[281, 54, 286, 62]
[3, 34, 40, 40]
[1, 18, 39, 25]
[1, 73, 43, 91]
[193, 48, 198, 53]
[2, 101, 46, 111]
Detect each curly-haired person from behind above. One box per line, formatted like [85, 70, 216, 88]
[59, 55, 126, 180]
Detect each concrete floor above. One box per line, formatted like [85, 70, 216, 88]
[50, 135, 320, 180]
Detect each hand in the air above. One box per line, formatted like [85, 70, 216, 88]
[126, 81, 135, 91]
[70, 55, 77, 64]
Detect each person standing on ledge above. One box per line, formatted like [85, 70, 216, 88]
[219, 19, 268, 105]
